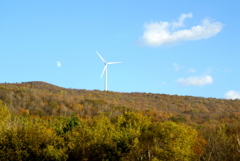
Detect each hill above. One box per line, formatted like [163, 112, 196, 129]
[1, 81, 240, 160]
[0, 81, 239, 124]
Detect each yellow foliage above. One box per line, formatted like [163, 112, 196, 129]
[43, 145, 68, 161]
[142, 122, 198, 161]
[0, 100, 10, 128]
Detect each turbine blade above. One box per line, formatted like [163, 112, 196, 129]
[101, 65, 107, 78]
[107, 62, 122, 64]
[96, 51, 107, 63]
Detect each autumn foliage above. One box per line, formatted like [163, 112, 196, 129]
[0, 81, 240, 160]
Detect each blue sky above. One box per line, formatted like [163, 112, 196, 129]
[1, 0, 240, 99]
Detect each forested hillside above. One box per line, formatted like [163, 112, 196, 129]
[1, 81, 239, 123]
[0, 81, 240, 160]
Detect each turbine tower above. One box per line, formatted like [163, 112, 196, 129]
[96, 51, 121, 91]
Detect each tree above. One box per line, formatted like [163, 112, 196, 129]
[0, 100, 10, 129]
[136, 122, 199, 161]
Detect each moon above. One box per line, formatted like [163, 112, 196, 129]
[56, 61, 61, 67]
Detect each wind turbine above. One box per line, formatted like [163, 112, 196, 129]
[96, 51, 121, 91]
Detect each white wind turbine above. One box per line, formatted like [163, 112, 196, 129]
[96, 51, 121, 91]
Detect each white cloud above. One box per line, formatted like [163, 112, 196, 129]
[140, 13, 223, 46]
[56, 61, 61, 67]
[177, 75, 213, 86]
[224, 90, 240, 100]
[173, 13, 192, 28]
[173, 63, 184, 71]
[188, 68, 196, 73]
